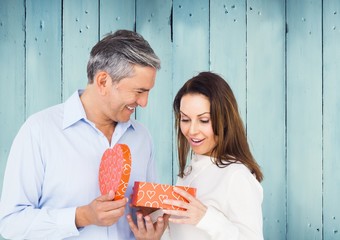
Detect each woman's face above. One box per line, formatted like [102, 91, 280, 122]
[179, 93, 217, 156]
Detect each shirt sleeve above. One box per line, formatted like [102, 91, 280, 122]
[160, 226, 171, 240]
[0, 119, 80, 239]
[196, 169, 264, 240]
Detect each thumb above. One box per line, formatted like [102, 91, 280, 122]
[99, 190, 115, 201]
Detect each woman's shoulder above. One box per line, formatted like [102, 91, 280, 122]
[225, 163, 263, 194]
[224, 162, 251, 174]
[210, 162, 261, 191]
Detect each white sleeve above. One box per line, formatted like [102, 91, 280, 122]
[196, 170, 264, 240]
[196, 205, 239, 240]
[160, 227, 172, 240]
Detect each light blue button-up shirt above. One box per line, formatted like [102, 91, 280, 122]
[0, 90, 158, 239]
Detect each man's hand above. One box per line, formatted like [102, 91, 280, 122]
[127, 212, 169, 240]
[75, 190, 128, 227]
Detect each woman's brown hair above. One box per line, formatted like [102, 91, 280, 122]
[173, 72, 263, 182]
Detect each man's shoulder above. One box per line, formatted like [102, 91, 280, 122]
[125, 118, 153, 141]
[129, 118, 149, 132]
[25, 102, 64, 127]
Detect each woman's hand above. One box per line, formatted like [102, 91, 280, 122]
[162, 187, 207, 225]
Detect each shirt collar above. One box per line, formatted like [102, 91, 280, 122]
[62, 90, 86, 129]
[62, 89, 136, 131]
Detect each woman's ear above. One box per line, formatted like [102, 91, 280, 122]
[95, 71, 110, 95]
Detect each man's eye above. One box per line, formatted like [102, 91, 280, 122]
[135, 89, 147, 94]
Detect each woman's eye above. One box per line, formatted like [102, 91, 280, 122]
[180, 118, 190, 122]
[200, 119, 210, 124]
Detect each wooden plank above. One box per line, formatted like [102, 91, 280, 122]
[173, 0, 210, 89]
[0, 0, 26, 200]
[286, 0, 323, 239]
[323, 1, 340, 239]
[246, 1, 286, 239]
[210, 0, 247, 119]
[62, 0, 99, 99]
[25, 0, 62, 116]
[172, 0, 210, 181]
[100, 0, 135, 36]
[135, 0, 173, 184]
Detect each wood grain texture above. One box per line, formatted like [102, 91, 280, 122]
[62, 0, 99, 99]
[0, 0, 26, 197]
[100, 0, 135, 35]
[323, 1, 340, 239]
[26, 0, 62, 116]
[247, 1, 286, 239]
[287, 0, 323, 239]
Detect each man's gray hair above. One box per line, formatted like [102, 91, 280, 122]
[87, 30, 160, 83]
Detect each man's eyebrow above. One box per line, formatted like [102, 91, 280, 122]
[136, 88, 149, 92]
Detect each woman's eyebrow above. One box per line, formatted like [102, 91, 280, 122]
[180, 111, 188, 117]
[180, 111, 210, 117]
[198, 112, 210, 116]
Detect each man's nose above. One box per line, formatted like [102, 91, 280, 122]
[136, 92, 149, 108]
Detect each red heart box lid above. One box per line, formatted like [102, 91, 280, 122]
[99, 144, 132, 200]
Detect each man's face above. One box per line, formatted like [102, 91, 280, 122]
[104, 65, 156, 123]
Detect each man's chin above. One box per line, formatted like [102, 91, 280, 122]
[119, 115, 132, 123]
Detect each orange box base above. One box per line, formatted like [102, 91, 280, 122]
[131, 181, 196, 210]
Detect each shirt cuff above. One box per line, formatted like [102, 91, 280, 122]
[55, 207, 80, 238]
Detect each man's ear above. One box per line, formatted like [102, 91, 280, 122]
[95, 71, 110, 95]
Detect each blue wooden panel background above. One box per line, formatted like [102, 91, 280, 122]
[247, 1, 286, 239]
[0, 0, 26, 213]
[63, 0, 99, 99]
[287, 0, 323, 239]
[25, 0, 62, 116]
[1, 1, 339, 239]
[323, 1, 340, 239]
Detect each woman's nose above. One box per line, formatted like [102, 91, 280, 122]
[189, 121, 199, 135]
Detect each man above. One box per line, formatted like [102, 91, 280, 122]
[0, 30, 167, 239]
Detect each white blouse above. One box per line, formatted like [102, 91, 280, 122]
[162, 154, 263, 240]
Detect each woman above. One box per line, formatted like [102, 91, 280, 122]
[162, 72, 264, 240]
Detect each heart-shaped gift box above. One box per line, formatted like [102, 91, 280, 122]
[99, 144, 131, 200]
